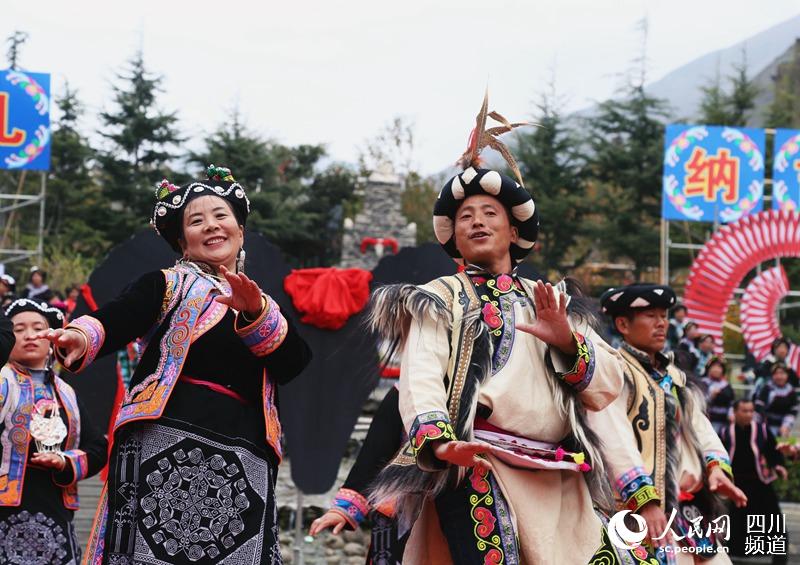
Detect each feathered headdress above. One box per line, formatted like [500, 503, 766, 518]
[456, 89, 532, 186]
[433, 91, 540, 265]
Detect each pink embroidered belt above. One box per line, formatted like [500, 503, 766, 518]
[179, 375, 248, 404]
[473, 417, 590, 472]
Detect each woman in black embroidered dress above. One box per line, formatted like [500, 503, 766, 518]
[0, 299, 107, 565]
[40, 166, 311, 565]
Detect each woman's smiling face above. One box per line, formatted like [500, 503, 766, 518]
[179, 195, 244, 269]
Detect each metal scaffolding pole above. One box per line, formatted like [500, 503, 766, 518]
[0, 170, 46, 269]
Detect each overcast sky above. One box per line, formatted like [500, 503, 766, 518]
[3, 0, 800, 174]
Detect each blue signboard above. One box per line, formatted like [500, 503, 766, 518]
[0, 69, 50, 171]
[662, 124, 765, 223]
[772, 129, 800, 211]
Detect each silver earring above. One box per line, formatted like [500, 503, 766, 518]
[236, 248, 246, 274]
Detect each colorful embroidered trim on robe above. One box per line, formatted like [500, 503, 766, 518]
[236, 295, 288, 357]
[67, 315, 105, 372]
[409, 411, 456, 457]
[468, 468, 506, 563]
[0, 368, 84, 509]
[84, 482, 108, 564]
[625, 485, 660, 512]
[0, 371, 31, 507]
[58, 449, 88, 510]
[331, 487, 370, 529]
[615, 466, 660, 511]
[54, 378, 80, 454]
[262, 369, 283, 461]
[115, 268, 210, 430]
[489, 474, 519, 563]
[555, 332, 595, 392]
[705, 452, 733, 479]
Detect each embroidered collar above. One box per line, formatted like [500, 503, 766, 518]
[465, 265, 521, 293]
[9, 361, 55, 382]
[175, 259, 230, 295]
[621, 342, 671, 375]
[464, 263, 519, 278]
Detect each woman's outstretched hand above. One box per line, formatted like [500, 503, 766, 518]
[34, 328, 87, 367]
[215, 265, 265, 317]
[309, 510, 349, 536]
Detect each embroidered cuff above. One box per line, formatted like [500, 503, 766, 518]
[53, 449, 89, 487]
[552, 332, 595, 392]
[235, 295, 288, 357]
[330, 488, 370, 529]
[58, 316, 105, 372]
[616, 467, 660, 511]
[705, 452, 733, 480]
[626, 485, 660, 512]
[782, 415, 796, 430]
[409, 411, 456, 471]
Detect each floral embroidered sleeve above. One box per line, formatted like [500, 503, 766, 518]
[234, 294, 288, 357]
[409, 410, 456, 464]
[53, 449, 89, 487]
[550, 332, 595, 392]
[398, 303, 456, 472]
[616, 466, 660, 511]
[329, 488, 371, 529]
[60, 316, 105, 372]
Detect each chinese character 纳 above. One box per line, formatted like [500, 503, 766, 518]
[683, 147, 740, 204]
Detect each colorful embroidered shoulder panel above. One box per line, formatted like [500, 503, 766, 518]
[0, 368, 82, 508]
[0, 368, 31, 507]
[115, 268, 211, 430]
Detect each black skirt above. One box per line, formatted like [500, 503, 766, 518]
[100, 381, 281, 565]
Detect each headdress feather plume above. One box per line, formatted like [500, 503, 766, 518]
[456, 89, 535, 186]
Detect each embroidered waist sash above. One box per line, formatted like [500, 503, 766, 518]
[473, 417, 590, 473]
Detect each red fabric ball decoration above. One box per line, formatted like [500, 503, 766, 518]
[284, 267, 373, 330]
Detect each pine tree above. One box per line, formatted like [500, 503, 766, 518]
[47, 83, 107, 258]
[190, 111, 357, 266]
[697, 55, 758, 127]
[585, 82, 670, 276]
[767, 40, 800, 128]
[401, 171, 439, 245]
[727, 60, 759, 126]
[96, 50, 181, 245]
[699, 71, 733, 125]
[515, 90, 588, 274]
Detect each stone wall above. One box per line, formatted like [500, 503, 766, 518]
[339, 168, 416, 270]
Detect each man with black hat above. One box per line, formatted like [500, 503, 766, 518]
[368, 94, 652, 564]
[596, 283, 748, 564]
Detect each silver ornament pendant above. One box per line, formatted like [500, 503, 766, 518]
[29, 399, 67, 454]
